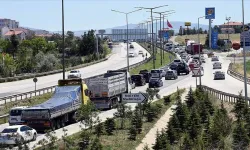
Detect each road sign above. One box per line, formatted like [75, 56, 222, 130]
[211, 31, 218, 49]
[185, 22, 191, 26]
[240, 26, 250, 50]
[33, 77, 38, 83]
[205, 7, 215, 19]
[122, 93, 148, 103]
[192, 68, 201, 76]
[164, 32, 169, 39]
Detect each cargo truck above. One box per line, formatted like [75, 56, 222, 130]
[21, 79, 90, 131]
[86, 70, 132, 109]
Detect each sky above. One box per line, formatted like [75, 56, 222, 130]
[0, 0, 250, 31]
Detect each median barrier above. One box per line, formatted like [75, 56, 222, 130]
[200, 85, 249, 104]
[0, 54, 113, 83]
[227, 63, 250, 84]
[0, 43, 153, 122]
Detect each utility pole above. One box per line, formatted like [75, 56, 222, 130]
[62, 0, 65, 80]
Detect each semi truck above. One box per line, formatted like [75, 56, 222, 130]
[186, 40, 203, 55]
[86, 70, 132, 109]
[21, 79, 90, 131]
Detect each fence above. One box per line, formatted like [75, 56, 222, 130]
[227, 63, 250, 84]
[201, 85, 247, 104]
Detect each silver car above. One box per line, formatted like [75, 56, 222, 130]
[165, 70, 178, 80]
[214, 71, 225, 80]
[211, 56, 219, 61]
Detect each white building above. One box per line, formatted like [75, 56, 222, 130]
[111, 29, 148, 41]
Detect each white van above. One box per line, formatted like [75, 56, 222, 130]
[9, 106, 28, 125]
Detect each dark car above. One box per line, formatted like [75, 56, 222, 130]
[165, 70, 178, 80]
[139, 70, 151, 83]
[169, 63, 178, 70]
[149, 78, 163, 88]
[176, 62, 190, 75]
[131, 74, 146, 86]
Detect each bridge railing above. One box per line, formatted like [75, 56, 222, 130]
[227, 63, 250, 83]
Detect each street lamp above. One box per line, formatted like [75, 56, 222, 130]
[153, 10, 175, 65]
[241, 0, 248, 100]
[226, 16, 231, 41]
[135, 5, 168, 69]
[62, 0, 66, 80]
[198, 14, 211, 87]
[111, 8, 142, 72]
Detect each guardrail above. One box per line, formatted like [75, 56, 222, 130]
[0, 43, 153, 123]
[227, 63, 250, 84]
[201, 85, 249, 104]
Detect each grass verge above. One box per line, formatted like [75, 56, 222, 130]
[175, 34, 240, 45]
[130, 43, 175, 75]
[231, 60, 250, 77]
[0, 93, 53, 124]
[36, 89, 185, 150]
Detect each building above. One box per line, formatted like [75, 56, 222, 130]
[4, 30, 26, 40]
[111, 29, 148, 41]
[0, 27, 10, 38]
[221, 28, 235, 34]
[219, 22, 242, 34]
[34, 30, 50, 35]
[0, 18, 19, 29]
[15, 27, 35, 38]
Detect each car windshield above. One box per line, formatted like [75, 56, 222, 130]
[151, 70, 160, 73]
[167, 71, 173, 73]
[131, 75, 141, 80]
[10, 109, 22, 116]
[2, 128, 18, 133]
[150, 79, 158, 82]
[70, 70, 78, 73]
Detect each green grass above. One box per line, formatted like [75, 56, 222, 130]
[175, 34, 240, 45]
[0, 93, 53, 124]
[36, 89, 185, 150]
[130, 43, 175, 75]
[231, 60, 250, 77]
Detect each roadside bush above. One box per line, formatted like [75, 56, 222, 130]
[69, 56, 83, 67]
[163, 95, 171, 105]
[35, 52, 60, 73]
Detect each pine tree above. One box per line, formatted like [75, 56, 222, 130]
[90, 137, 103, 150]
[152, 130, 162, 150]
[185, 87, 196, 108]
[232, 91, 248, 121]
[233, 120, 250, 149]
[128, 125, 137, 140]
[143, 144, 150, 150]
[113, 102, 131, 129]
[188, 108, 202, 140]
[95, 122, 104, 137]
[153, 129, 170, 150]
[244, 108, 250, 138]
[199, 101, 210, 123]
[132, 106, 143, 134]
[204, 92, 214, 115]
[104, 118, 115, 135]
[166, 115, 180, 144]
[181, 132, 193, 150]
[176, 104, 190, 132]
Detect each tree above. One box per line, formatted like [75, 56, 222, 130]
[113, 102, 132, 129]
[79, 30, 96, 56]
[0, 39, 10, 52]
[232, 91, 248, 121]
[128, 125, 137, 140]
[10, 34, 19, 58]
[104, 118, 115, 135]
[153, 129, 170, 150]
[16, 47, 34, 73]
[90, 137, 103, 150]
[0, 53, 16, 77]
[78, 130, 91, 149]
[31, 37, 47, 56]
[204, 30, 208, 34]
[166, 114, 181, 144]
[95, 120, 104, 137]
[188, 108, 202, 140]
[131, 106, 143, 134]
[181, 132, 193, 150]
[233, 120, 250, 149]
[185, 87, 196, 108]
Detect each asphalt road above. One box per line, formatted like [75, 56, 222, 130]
[1, 42, 249, 149]
[0, 42, 150, 98]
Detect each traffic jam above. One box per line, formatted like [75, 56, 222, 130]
[0, 40, 225, 148]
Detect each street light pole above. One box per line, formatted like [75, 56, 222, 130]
[62, 0, 65, 80]
[242, 0, 248, 100]
[111, 9, 142, 72]
[226, 16, 231, 42]
[135, 5, 168, 69]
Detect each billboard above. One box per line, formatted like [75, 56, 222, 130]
[185, 22, 191, 26]
[211, 30, 218, 49]
[205, 7, 215, 19]
[158, 30, 168, 38]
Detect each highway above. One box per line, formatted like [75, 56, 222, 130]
[0, 42, 150, 98]
[1, 41, 249, 149]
